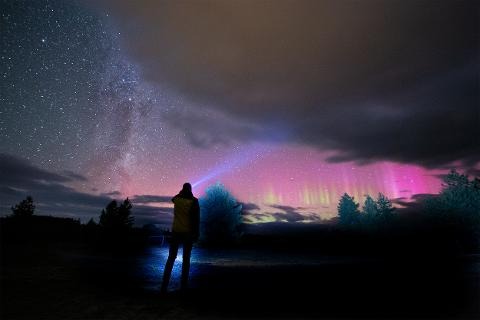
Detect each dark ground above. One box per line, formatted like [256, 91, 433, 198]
[1, 241, 479, 319]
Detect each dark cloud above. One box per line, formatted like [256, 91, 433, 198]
[271, 211, 305, 223]
[63, 170, 88, 182]
[163, 105, 265, 148]
[391, 197, 408, 205]
[270, 205, 301, 213]
[466, 168, 480, 178]
[131, 194, 173, 204]
[240, 202, 261, 212]
[96, 0, 479, 169]
[0, 153, 168, 226]
[101, 191, 122, 197]
[410, 194, 436, 202]
[0, 186, 19, 196]
[131, 204, 173, 228]
[431, 168, 480, 181]
[392, 193, 437, 216]
[0, 153, 72, 185]
[269, 204, 321, 223]
[242, 204, 313, 223]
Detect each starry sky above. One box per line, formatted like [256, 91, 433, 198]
[1, 0, 478, 227]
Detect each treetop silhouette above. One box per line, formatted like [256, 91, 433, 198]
[11, 196, 35, 217]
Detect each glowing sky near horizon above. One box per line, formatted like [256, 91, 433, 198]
[1, 0, 476, 225]
[93, 141, 444, 220]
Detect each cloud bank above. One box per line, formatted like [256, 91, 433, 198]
[96, 0, 479, 168]
[0, 154, 172, 226]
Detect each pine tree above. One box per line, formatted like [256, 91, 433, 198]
[99, 198, 134, 230]
[11, 196, 35, 217]
[337, 193, 360, 226]
[99, 200, 118, 228]
[86, 218, 97, 227]
[377, 193, 395, 219]
[118, 198, 134, 228]
[362, 195, 379, 220]
[425, 170, 480, 250]
[427, 170, 480, 221]
[440, 170, 480, 217]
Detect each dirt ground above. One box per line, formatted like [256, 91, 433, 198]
[1, 242, 479, 319]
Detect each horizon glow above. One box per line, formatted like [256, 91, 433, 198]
[93, 143, 445, 221]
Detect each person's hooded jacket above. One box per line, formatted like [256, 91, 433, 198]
[171, 187, 200, 239]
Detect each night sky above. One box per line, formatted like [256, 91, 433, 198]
[1, 0, 478, 227]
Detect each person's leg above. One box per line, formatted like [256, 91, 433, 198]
[161, 238, 179, 292]
[181, 240, 193, 291]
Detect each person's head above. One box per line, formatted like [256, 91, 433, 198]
[182, 182, 192, 193]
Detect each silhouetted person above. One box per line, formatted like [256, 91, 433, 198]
[161, 182, 200, 293]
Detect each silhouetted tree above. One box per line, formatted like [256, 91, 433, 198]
[84, 217, 99, 242]
[100, 200, 117, 228]
[337, 193, 360, 226]
[118, 198, 134, 227]
[377, 193, 395, 220]
[86, 217, 97, 228]
[199, 182, 243, 245]
[11, 196, 35, 217]
[99, 198, 134, 230]
[427, 170, 480, 222]
[424, 170, 480, 251]
[362, 195, 379, 221]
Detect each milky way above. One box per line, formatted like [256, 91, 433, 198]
[1, 0, 477, 225]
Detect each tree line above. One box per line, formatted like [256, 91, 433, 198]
[9, 196, 135, 230]
[337, 170, 479, 226]
[338, 192, 395, 227]
[4, 170, 479, 250]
